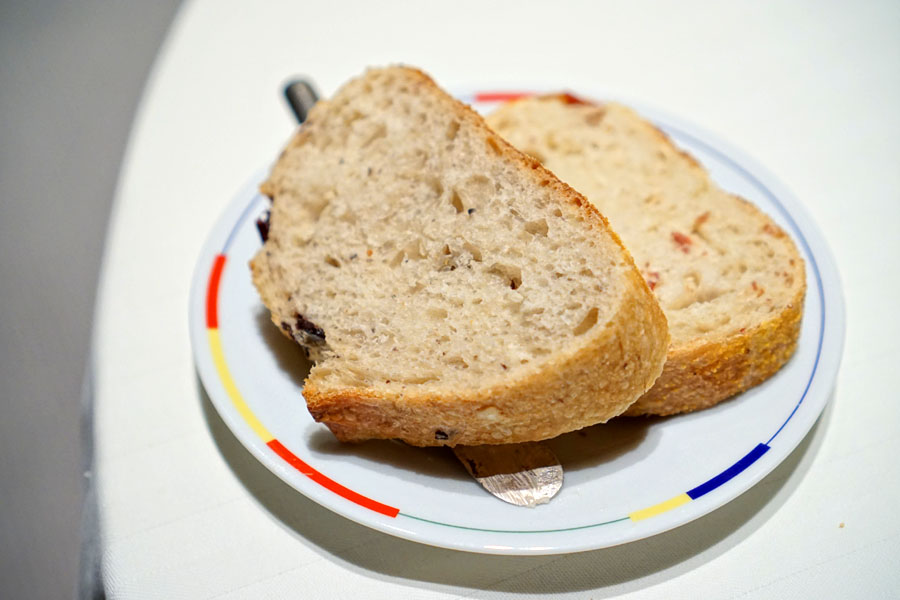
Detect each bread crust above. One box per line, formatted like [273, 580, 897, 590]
[251, 67, 669, 446]
[490, 94, 806, 417]
[624, 281, 804, 415]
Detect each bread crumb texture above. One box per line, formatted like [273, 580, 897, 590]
[488, 96, 806, 416]
[251, 68, 668, 445]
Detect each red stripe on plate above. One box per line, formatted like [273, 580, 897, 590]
[206, 254, 226, 329]
[474, 92, 532, 102]
[267, 439, 400, 518]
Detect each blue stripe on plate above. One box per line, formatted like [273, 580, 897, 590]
[687, 443, 771, 500]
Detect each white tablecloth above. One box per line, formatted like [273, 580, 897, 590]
[91, 1, 900, 597]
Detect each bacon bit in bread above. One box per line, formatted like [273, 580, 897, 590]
[692, 211, 710, 232]
[366, 249, 373, 257]
[751, 281, 765, 297]
[763, 223, 785, 238]
[645, 271, 661, 290]
[672, 231, 692, 253]
[560, 92, 589, 105]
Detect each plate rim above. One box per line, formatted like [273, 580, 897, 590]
[189, 89, 845, 555]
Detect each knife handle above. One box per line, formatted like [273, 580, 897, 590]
[284, 79, 320, 124]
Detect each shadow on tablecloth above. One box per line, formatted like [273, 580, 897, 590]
[200, 379, 833, 597]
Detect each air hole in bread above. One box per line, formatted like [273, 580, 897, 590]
[426, 177, 444, 197]
[290, 232, 311, 246]
[573, 307, 599, 335]
[684, 271, 700, 291]
[405, 239, 426, 260]
[308, 193, 333, 220]
[346, 327, 366, 341]
[552, 208, 563, 218]
[342, 109, 364, 127]
[489, 263, 523, 290]
[477, 406, 501, 421]
[359, 123, 387, 148]
[337, 209, 357, 224]
[505, 300, 522, 314]
[462, 241, 482, 262]
[455, 174, 492, 212]
[438, 245, 457, 272]
[428, 307, 448, 319]
[450, 190, 464, 213]
[315, 132, 332, 150]
[669, 286, 724, 310]
[584, 108, 606, 126]
[446, 120, 460, 140]
[447, 356, 469, 369]
[411, 149, 428, 168]
[524, 218, 549, 236]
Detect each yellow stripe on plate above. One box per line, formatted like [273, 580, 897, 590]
[208, 328, 274, 443]
[629, 493, 691, 521]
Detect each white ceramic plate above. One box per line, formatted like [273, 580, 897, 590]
[189, 89, 844, 555]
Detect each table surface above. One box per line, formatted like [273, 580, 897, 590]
[91, 1, 900, 597]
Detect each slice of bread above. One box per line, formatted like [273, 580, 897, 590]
[251, 67, 668, 446]
[487, 96, 805, 416]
